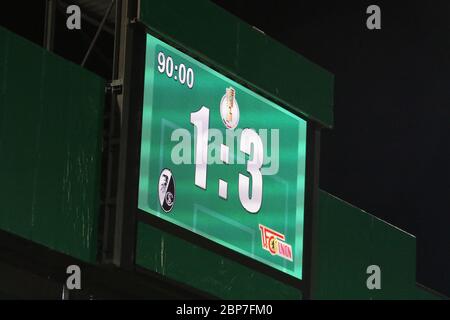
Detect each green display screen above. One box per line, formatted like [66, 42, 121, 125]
[138, 33, 307, 280]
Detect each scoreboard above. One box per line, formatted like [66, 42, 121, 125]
[138, 33, 308, 280]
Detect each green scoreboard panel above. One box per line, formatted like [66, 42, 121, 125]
[138, 33, 307, 280]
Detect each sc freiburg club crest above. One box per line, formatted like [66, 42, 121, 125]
[158, 168, 175, 213]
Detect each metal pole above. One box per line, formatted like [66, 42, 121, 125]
[100, 0, 123, 264]
[43, 0, 56, 51]
[81, 0, 116, 67]
[61, 284, 70, 300]
[112, 0, 139, 269]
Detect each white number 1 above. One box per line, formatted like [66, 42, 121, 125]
[190, 106, 209, 189]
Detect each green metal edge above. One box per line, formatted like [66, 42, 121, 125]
[136, 222, 302, 299]
[414, 284, 448, 300]
[0, 26, 104, 263]
[139, 0, 334, 128]
[313, 190, 431, 299]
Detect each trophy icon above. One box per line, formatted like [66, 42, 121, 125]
[226, 87, 235, 123]
[220, 87, 240, 129]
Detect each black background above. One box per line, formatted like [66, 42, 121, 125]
[1, 0, 449, 297]
[211, 0, 450, 296]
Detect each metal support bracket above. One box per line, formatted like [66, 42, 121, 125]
[105, 80, 123, 94]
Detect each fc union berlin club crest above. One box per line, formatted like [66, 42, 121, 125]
[259, 224, 293, 261]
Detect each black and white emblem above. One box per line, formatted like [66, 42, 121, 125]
[158, 168, 175, 213]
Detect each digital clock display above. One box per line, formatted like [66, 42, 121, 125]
[157, 51, 194, 88]
[138, 33, 307, 280]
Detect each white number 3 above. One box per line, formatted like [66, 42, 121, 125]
[239, 129, 264, 213]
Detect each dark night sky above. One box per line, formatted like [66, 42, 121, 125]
[211, 0, 450, 295]
[1, 1, 449, 296]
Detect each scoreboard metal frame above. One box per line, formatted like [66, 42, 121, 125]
[120, 22, 321, 298]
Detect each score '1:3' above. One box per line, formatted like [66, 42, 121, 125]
[190, 106, 263, 213]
